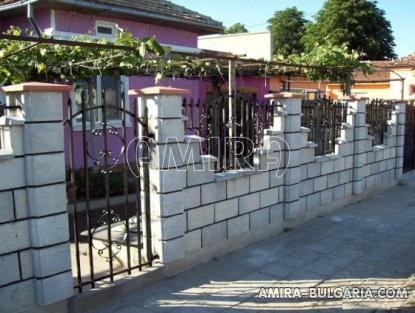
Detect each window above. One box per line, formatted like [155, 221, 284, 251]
[71, 76, 128, 127]
[409, 85, 415, 95]
[95, 21, 117, 39]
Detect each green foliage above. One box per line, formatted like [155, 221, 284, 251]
[302, 0, 396, 60]
[268, 7, 308, 58]
[224, 23, 248, 34]
[0, 26, 165, 85]
[284, 42, 372, 89]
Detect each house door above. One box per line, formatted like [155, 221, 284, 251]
[64, 80, 154, 293]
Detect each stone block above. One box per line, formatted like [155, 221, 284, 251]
[354, 126, 367, 140]
[333, 185, 345, 201]
[0, 191, 14, 223]
[30, 214, 69, 248]
[227, 176, 250, 198]
[0, 220, 30, 255]
[345, 183, 353, 196]
[149, 143, 184, 169]
[187, 205, 214, 231]
[250, 207, 270, 229]
[155, 214, 185, 240]
[157, 236, 185, 264]
[239, 192, 260, 214]
[0, 157, 25, 190]
[353, 180, 365, 194]
[147, 118, 184, 144]
[26, 184, 66, 218]
[25, 153, 65, 186]
[228, 215, 249, 238]
[183, 186, 200, 210]
[0, 253, 20, 286]
[150, 168, 186, 193]
[301, 147, 315, 165]
[23, 123, 64, 155]
[202, 221, 227, 247]
[287, 150, 302, 167]
[334, 158, 346, 172]
[32, 243, 71, 277]
[270, 204, 283, 226]
[19, 250, 33, 279]
[284, 183, 300, 202]
[354, 153, 367, 168]
[306, 193, 320, 211]
[300, 179, 314, 197]
[285, 132, 302, 150]
[300, 165, 308, 180]
[327, 172, 340, 188]
[270, 170, 284, 187]
[260, 187, 280, 208]
[307, 162, 321, 178]
[151, 191, 184, 217]
[321, 160, 334, 175]
[320, 188, 333, 205]
[314, 176, 327, 192]
[24, 92, 64, 122]
[214, 199, 238, 222]
[339, 170, 352, 184]
[201, 181, 226, 205]
[187, 162, 215, 187]
[35, 270, 73, 305]
[249, 172, 270, 192]
[146, 95, 183, 119]
[284, 200, 302, 220]
[184, 229, 201, 254]
[0, 280, 36, 313]
[14, 189, 28, 220]
[285, 167, 301, 185]
[345, 155, 353, 169]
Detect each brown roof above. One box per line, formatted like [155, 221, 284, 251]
[390, 53, 415, 67]
[353, 61, 391, 82]
[0, 0, 223, 34]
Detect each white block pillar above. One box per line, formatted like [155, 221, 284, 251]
[348, 98, 367, 195]
[266, 93, 303, 220]
[394, 103, 406, 178]
[2, 82, 73, 305]
[136, 87, 189, 266]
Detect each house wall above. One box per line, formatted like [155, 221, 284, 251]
[0, 10, 51, 33]
[198, 31, 273, 61]
[326, 83, 391, 100]
[390, 68, 415, 100]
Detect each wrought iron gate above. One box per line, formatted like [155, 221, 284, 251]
[64, 93, 154, 292]
[404, 101, 415, 173]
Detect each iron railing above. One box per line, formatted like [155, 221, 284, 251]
[301, 97, 348, 156]
[366, 99, 393, 146]
[183, 93, 273, 171]
[404, 100, 415, 173]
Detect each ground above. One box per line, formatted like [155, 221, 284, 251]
[86, 173, 415, 313]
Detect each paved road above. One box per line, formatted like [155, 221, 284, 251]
[87, 173, 415, 313]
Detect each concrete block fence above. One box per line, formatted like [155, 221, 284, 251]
[137, 89, 404, 271]
[0, 83, 405, 313]
[0, 83, 72, 313]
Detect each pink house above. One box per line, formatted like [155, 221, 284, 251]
[0, 0, 270, 167]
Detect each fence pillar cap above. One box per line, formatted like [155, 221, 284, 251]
[139, 86, 190, 96]
[1, 82, 72, 93]
[264, 92, 304, 99]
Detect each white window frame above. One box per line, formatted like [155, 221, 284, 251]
[71, 75, 130, 130]
[95, 20, 118, 40]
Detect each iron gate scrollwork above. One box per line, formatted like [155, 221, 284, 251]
[64, 88, 154, 292]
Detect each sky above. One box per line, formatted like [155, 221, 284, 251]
[173, 0, 414, 57]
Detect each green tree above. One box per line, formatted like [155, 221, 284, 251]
[268, 7, 308, 58]
[224, 23, 248, 34]
[302, 0, 396, 60]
